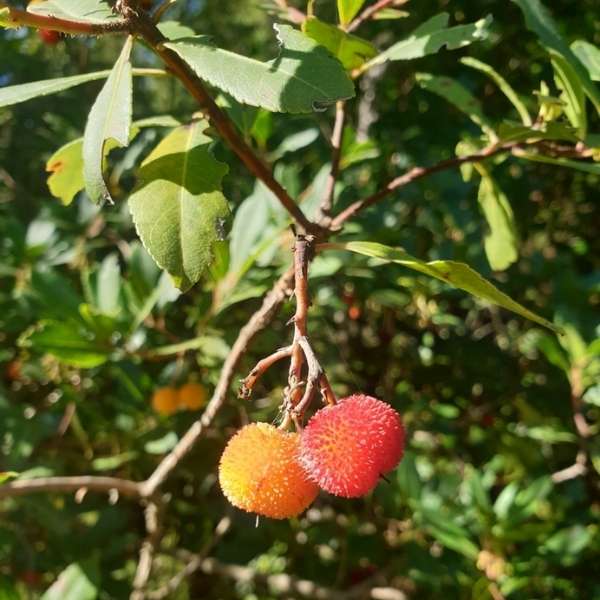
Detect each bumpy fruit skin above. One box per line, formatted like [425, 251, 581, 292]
[178, 382, 207, 411]
[299, 395, 404, 498]
[219, 423, 319, 519]
[151, 387, 179, 416]
[38, 29, 61, 45]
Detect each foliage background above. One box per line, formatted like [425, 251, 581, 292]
[1, 0, 599, 598]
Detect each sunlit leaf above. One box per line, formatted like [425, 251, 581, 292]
[327, 241, 561, 333]
[337, 0, 365, 26]
[572, 40, 600, 82]
[165, 24, 355, 113]
[27, 0, 115, 24]
[82, 36, 133, 204]
[129, 121, 230, 292]
[41, 562, 99, 600]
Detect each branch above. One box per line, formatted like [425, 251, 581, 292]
[319, 101, 346, 221]
[271, 0, 306, 24]
[346, 0, 408, 33]
[331, 140, 530, 227]
[239, 345, 293, 399]
[128, 12, 316, 234]
[0, 3, 130, 35]
[0, 476, 141, 499]
[140, 266, 295, 497]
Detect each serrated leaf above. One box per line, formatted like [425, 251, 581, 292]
[41, 562, 99, 600]
[363, 13, 492, 71]
[572, 40, 600, 82]
[28, 0, 115, 24]
[164, 24, 355, 114]
[82, 36, 133, 204]
[477, 169, 519, 270]
[460, 57, 532, 125]
[337, 0, 365, 25]
[416, 72, 496, 138]
[129, 121, 230, 292]
[47, 116, 180, 206]
[0, 71, 111, 110]
[19, 320, 111, 368]
[328, 241, 561, 333]
[302, 16, 377, 70]
[512, 0, 600, 114]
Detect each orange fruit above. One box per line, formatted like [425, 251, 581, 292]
[151, 387, 179, 416]
[178, 382, 207, 411]
[219, 423, 319, 519]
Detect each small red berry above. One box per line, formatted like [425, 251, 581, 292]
[299, 394, 404, 498]
[38, 29, 61, 45]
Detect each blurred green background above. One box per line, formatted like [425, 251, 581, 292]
[1, 0, 599, 598]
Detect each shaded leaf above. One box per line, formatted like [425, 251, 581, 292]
[302, 16, 377, 70]
[516, 150, 600, 175]
[165, 24, 355, 114]
[552, 54, 587, 137]
[364, 13, 492, 70]
[477, 168, 519, 270]
[129, 121, 230, 292]
[328, 241, 560, 333]
[420, 508, 479, 559]
[82, 36, 133, 204]
[512, 0, 600, 113]
[416, 73, 496, 137]
[19, 320, 111, 368]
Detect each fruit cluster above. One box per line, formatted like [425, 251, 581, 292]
[151, 382, 207, 416]
[219, 394, 404, 519]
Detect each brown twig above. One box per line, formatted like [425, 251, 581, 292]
[346, 0, 408, 33]
[271, 0, 306, 24]
[140, 267, 295, 497]
[239, 345, 294, 399]
[0, 476, 141, 499]
[331, 141, 527, 227]
[293, 336, 324, 419]
[319, 101, 347, 221]
[0, 3, 130, 35]
[131, 497, 165, 600]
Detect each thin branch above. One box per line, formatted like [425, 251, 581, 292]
[140, 267, 295, 497]
[271, 0, 306, 24]
[293, 336, 323, 418]
[0, 476, 141, 499]
[0, 3, 130, 35]
[147, 516, 232, 600]
[552, 451, 588, 484]
[346, 0, 408, 33]
[239, 345, 293, 399]
[331, 140, 529, 227]
[319, 101, 346, 221]
[128, 12, 316, 234]
[131, 497, 164, 600]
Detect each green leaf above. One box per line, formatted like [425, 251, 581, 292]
[0, 576, 20, 600]
[420, 508, 479, 559]
[477, 168, 519, 271]
[157, 20, 196, 40]
[460, 57, 532, 125]
[552, 54, 587, 137]
[164, 24, 355, 114]
[129, 121, 230, 292]
[373, 9, 409, 21]
[144, 431, 179, 454]
[328, 241, 561, 333]
[337, 0, 365, 25]
[516, 150, 600, 175]
[0, 71, 111, 110]
[27, 0, 115, 23]
[497, 121, 578, 144]
[46, 115, 179, 206]
[41, 562, 99, 600]
[19, 320, 111, 368]
[0, 471, 18, 484]
[82, 36, 133, 204]
[416, 73, 496, 138]
[572, 40, 600, 81]
[512, 0, 600, 114]
[363, 13, 492, 71]
[302, 17, 377, 71]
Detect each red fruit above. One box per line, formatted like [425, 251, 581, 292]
[38, 29, 61, 45]
[299, 394, 404, 498]
[219, 423, 319, 519]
